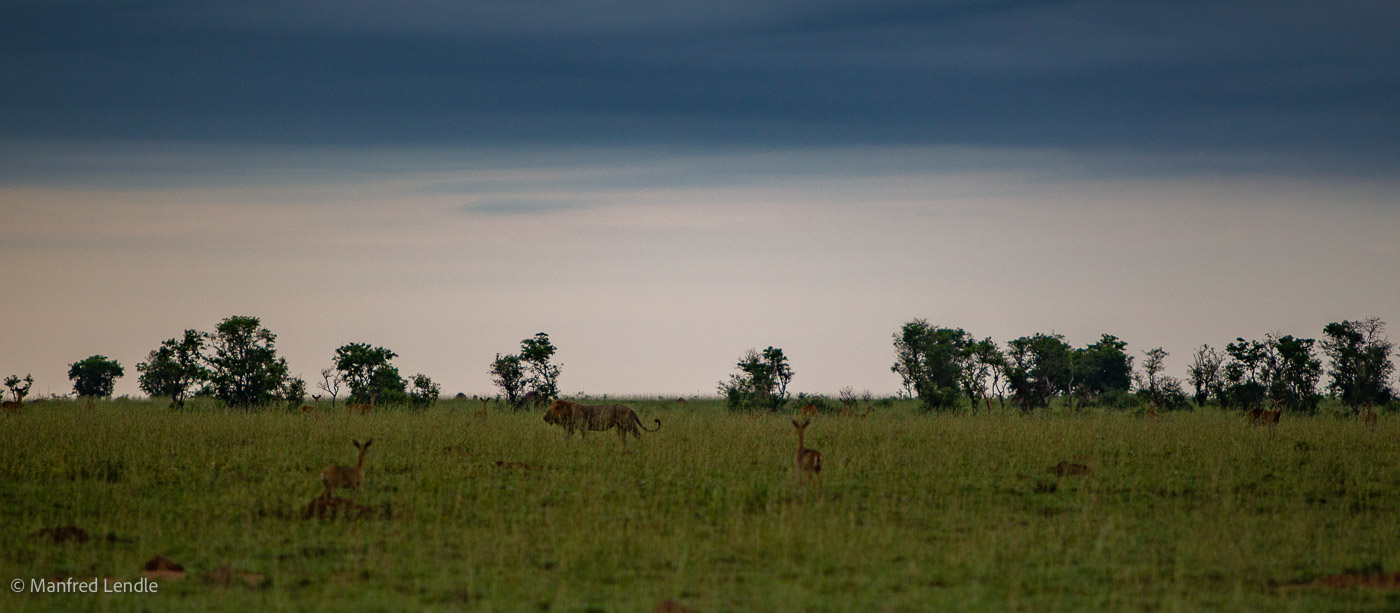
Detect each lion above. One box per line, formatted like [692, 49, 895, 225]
[544, 399, 660, 444]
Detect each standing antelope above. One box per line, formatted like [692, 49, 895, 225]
[792, 419, 822, 484]
[1362, 403, 1378, 427]
[320, 439, 373, 497]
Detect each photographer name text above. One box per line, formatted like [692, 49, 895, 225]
[16, 577, 159, 594]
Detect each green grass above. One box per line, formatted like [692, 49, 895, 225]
[2, 398, 1399, 611]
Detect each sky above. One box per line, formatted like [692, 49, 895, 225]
[2, 1, 1398, 399]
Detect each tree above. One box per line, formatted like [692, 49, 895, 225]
[718, 347, 794, 412]
[1004, 333, 1074, 413]
[136, 330, 208, 409]
[959, 338, 1004, 412]
[489, 353, 528, 409]
[892, 320, 971, 412]
[281, 376, 307, 408]
[317, 367, 344, 407]
[3, 374, 34, 403]
[1136, 347, 1189, 412]
[1267, 333, 1322, 415]
[1222, 333, 1322, 415]
[1075, 334, 1134, 403]
[1321, 318, 1396, 413]
[407, 373, 440, 409]
[204, 315, 289, 409]
[369, 365, 408, 406]
[1222, 337, 1269, 412]
[759, 346, 794, 402]
[1186, 345, 1225, 406]
[333, 343, 404, 404]
[519, 333, 562, 401]
[68, 355, 125, 399]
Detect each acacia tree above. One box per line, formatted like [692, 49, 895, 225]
[958, 338, 1004, 412]
[1005, 333, 1073, 413]
[519, 333, 562, 401]
[1136, 347, 1188, 411]
[333, 343, 405, 405]
[3, 374, 34, 403]
[68, 355, 125, 399]
[317, 368, 344, 407]
[204, 316, 289, 409]
[136, 330, 208, 410]
[1187, 345, 1225, 406]
[1075, 334, 1134, 405]
[407, 373, 440, 409]
[1321, 317, 1396, 413]
[1266, 333, 1322, 415]
[1222, 333, 1322, 415]
[892, 320, 971, 412]
[489, 353, 527, 409]
[280, 376, 307, 408]
[718, 346, 794, 412]
[1222, 337, 1269, 412]
[759, 346, 794, 402]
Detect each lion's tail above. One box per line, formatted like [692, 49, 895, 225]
[641, 417, 661, 433]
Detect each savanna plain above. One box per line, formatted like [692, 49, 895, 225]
[1, 398, 1397, 612]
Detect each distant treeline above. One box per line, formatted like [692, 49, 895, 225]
[4, 316, 1395, 416]
[715, 318, 1396, 416]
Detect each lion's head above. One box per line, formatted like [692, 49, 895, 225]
[543, 399, 574, 425]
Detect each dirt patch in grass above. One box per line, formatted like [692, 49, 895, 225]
[32, 525, 90, 544]
[142, 555, 187, 581]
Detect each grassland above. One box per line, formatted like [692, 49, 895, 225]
[1, 397, 1398, 612]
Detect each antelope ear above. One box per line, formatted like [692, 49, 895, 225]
[363, 438, 373, 447]
[792, 420, 800, 428]
[352, 440, 360, 447]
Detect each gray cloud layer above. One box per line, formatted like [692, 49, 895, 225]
[4, 1, 1397, 171]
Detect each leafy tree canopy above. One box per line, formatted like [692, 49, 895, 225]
[68, 355, 125, 398]
[205, 316, 289, 409]
[1322, 318, 1396, 411]
[719, 346, 794, 412]
[489, 353, 528, 409]
[136, 329, 208, 409]
[333, 343, 401, 404]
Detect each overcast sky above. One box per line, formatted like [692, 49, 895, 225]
[2, 1, 1397, 399]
